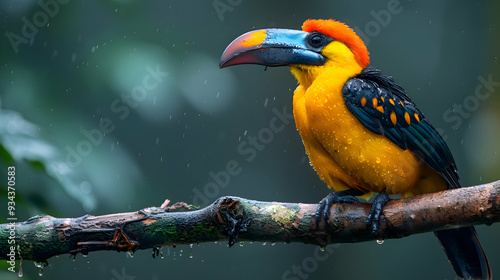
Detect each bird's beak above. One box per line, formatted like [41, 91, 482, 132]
[219, 29, 326, 68]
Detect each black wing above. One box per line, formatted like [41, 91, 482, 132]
[342, 66, 460, 189]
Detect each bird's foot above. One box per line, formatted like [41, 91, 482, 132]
[366, 191, 390, 237]
[315, 189, 363, 224]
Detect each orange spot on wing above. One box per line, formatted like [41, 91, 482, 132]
[390, 111, 397, 125]
[389, 99, 395, 106]
[400, 101, 405, 107]
[376, 106, 384, 113]
[414, 113, 420, 122]
[404, 112, 411, 125]
[380, 96, 385, 102]
[142, 218, 158, 226]
[360, 97, 366, 107]
[372, 98, 378, 107]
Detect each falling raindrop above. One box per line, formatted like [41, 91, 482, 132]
[239, 242, 244, 247]
[127, 251, 135, 258]
[358, 154, 365, 162]
[33, 261, 45, 268]
[189, 253, 193, 259]
[34, 261, 48, 277]
[18, 259, 23, 277]
[320, 247, 325, 252]
[376, 240, 384, 245]
[262, 242, 266, 246]
[152, 247, 162, 258]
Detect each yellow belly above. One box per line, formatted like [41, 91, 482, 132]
[292, 71, 447, 196]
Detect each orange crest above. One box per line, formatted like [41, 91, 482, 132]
[302, 19, 370, 68]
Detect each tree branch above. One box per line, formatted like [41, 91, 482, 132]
[1, 181, 499, 264]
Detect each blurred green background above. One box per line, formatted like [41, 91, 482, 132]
[1, 0, 499, 279]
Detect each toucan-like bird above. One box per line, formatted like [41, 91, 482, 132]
[219, 19, 491, 279]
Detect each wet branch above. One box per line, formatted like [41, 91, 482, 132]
[1, 181, 499, 264]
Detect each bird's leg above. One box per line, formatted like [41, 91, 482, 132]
[315, 189, 364, 223]
[366, 190, 390, 237]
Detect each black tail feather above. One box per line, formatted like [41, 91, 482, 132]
[434, 227, 491, 280]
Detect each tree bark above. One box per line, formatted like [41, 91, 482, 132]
[1, 181, 499, 264]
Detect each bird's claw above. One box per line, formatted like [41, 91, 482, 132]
[315, 190, 361, 224]
[366, 191, 390, 237]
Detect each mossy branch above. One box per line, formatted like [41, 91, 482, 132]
[1, 181, 499, 264]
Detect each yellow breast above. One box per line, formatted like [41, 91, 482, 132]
[292, 66, 441, 196]
[289, 41, 447, 196]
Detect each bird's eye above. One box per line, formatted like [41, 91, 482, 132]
[308, 33, 326, 48]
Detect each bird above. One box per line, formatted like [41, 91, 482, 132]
[219, 19, 491, 280]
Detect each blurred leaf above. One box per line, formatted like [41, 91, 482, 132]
[0, 144, 14, 165]
[26, 159, 46, 172]
[0, 109, 96, 211]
